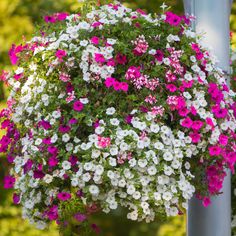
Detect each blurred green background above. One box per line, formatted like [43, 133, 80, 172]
[0, 0, 235, 235]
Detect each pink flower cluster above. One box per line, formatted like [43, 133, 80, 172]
[97, 136, 111, 148]
[206, 163, 226, 195]
[104, 77, 129, 92]
[165, 12, 182, 26]
[132, 35, 149, 56]
[44, 12, 69, 23]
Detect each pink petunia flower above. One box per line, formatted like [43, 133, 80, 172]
[8, 44, 24, 65]
[91, 224, 101, 234]
[48, 146, 58, 155]
[59, 73, 70, 82]
[155, 50, 164, 62]
[115, 53, 127, 65]
[166, 84, 177, 93]
[44, 15, 57, 23]
[181, 117, 193, 128]
[125, 66, 141, 80]
[56, 12, 69, 21]
[92, 22, 102, 28]
[91, 36, 100, 45]
[104, 77, 115, 88]
[55, 50, 67, 60]
[113, 81, 121, 91]
[47, 205, 59, 221]
[74, 213, 87, 222]
[189, 132, 201, 143]
[208, 146, 222, 156]
[43, 137, 51, 145]
[192, 120, 204, 130]
[59, 125, 71, 133]
[219, 134, 228, 146]
[98, 136, 111, 148]
[73, 100, 84, 112]
[94, 53, 106, 63]
[178, 107, 189, 117]
[214, 108, 228, 119]
[120, 82, 129, 92]
[13, 193, 20, 204]
[48, 156, 59, 167]
[4, 176, 15, 189]
[165, 12, 182, 26]
[206, 117, 215, 130]
[57, 192, 71, 201]
[107, 59, 116, 67]
[136, 9, 147, 15]
[202, 197, 211, 207]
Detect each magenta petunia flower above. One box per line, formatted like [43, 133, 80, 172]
[73, 100, 84, 112]
[33, 170, 45, 179]
[202, 197, 211, 207]
[213, 107, 228, 119]
[165, 12, 182, 26]
[115, 53, 127, 65]
[44, 15, 57, 23]
[48, 156, 59, 167]
[155, 50, 164, 62]
[13, 193, 20, 204]
[47, 146, 58, 155]
[94, 53, 106, 63]
[181, 117, 193, 128]
[166, 84, 178, 93]
[189, 132, 201, 143]
[178, 107, 189, 117]
[113, 81, 121, 91]
[56, 12, 69, 21]
[125, 66, 141, 80]
[47, 205, 58, 221]
[125, 115, 133, 124]
[39, 120, 52, 130]
[7, 155, 14, 164]
[92, 22, 102, 28]
[208, 146, 222, 156]
[74, 213, 87, 222]
[76, 190, 84, 198]
[43, 137, 51, 145]
[59, 125, 71, 133]
[104, 77, 115, 88]
[120, 82, 129, 92]
[55, 50, 67, 60]
[192, 120, 204, 131]
[4, 176, 15, 189]
[107, 58, 116, 67]
[219, 134, 228, 146]
[8, 44, 23, 65]
[69, 118, 78, 124]
[91, 36, 100, 45]
[91, 223, 101, 234]
[136, 8, 147, 15]
[13, 73, 24, 81]
[57, 192, 71, 201]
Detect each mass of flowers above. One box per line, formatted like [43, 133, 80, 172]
[230, 42, 236, 236]
[1, 2, 236, 235]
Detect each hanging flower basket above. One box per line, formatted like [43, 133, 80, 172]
[1, 1, 236, 235]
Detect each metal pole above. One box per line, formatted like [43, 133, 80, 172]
[183, 0, 232, 236]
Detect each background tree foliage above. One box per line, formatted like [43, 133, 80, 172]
[0, 0, 235, 235]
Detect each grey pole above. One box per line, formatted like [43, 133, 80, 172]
[183, 0, 232, 236]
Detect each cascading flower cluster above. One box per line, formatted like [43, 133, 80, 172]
[1, 2, 236, 234]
